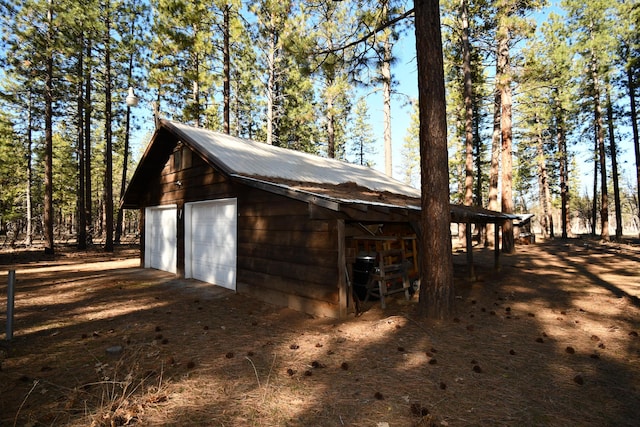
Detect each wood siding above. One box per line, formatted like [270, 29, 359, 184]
[141, 146, 236, 207]
[237, 187, 342, 318]
[140, 144, 343, 318]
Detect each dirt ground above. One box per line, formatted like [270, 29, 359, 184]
[1, 238, 639, 427]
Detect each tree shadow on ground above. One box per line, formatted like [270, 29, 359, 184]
[1, 239, 639, 426]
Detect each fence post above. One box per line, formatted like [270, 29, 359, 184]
[6, 270, 15, 341]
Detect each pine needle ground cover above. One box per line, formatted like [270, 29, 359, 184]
[1, 240, 639, 426]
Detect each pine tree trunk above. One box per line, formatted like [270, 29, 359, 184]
[461, 0, 473, 208]
[223, 4, 231, 134]
[497, 18, 514, 254]
[460, 0, 474, 241]
[382, 35, 393, 176]
[591, 141, 598, 236]
[266, 18, 276, 146]
[115, 103, 131, 245]
[554, 87, 569, 239]
[193, 64, 201, 127]
[327, 88, 335, 158]
[85, 40, 93, 246]
[487, 85, 501, 247]
[25, 93, 33, 247]
[104, 3, 114, 252]
[77, 37, 87, 249]
[536, 114, 551, 238]
[116, 20, 136, 245]
[43, 0, 54, 255]
[414, 0, 455, 320]
[597, 112, 608, 241]
[606, 86, 622, 239]
[473, 99, 482, 207]
[556, 104, 569, 239]
[628, 65, 640, 238]
[592, 54, 608, 241]
[473, 100, 484, 243]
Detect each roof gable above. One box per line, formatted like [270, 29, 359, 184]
[164, 120, 421, 199]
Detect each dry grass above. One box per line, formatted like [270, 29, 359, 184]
[1, 238, 639, 426]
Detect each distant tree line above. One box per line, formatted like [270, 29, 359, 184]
[405, 0, 639, 242]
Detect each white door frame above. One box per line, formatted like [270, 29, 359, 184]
[184, 198, 238, 290]
[144, 204, 177, 273]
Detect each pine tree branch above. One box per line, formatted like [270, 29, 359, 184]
[315, 8, 414, 56]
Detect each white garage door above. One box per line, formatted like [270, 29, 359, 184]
[144, 205, 177, 274]
[185, 199, 237, 291]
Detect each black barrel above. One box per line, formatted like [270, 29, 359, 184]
[352, 254, 376, 300]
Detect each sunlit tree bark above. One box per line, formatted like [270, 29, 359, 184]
[415, 0, 455, 319]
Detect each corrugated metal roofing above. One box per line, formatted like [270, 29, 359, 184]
[166, 120, 421, 199]
[123, 120, 509, 224]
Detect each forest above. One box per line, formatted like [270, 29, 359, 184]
[0, 0, 639, 252]
[1, 2, 640, 424]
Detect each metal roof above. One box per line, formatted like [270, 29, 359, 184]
[122, 120, 509, 224]
[165, 120, 421, 199]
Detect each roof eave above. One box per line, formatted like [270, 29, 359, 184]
[230, 174, 420, 222]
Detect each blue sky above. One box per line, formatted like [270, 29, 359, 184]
[365, 27, 417, 182]
[364, 1, 637, 201]
[128, 0, 636, 202]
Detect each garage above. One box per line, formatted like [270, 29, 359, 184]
[184, 198, 237, 291]
[123, 120, 507, 318]
[144, 205, 177, 273]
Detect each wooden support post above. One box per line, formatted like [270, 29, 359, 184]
[139, 209, 146, 268]
[466, 222, 475, 280]
[6, 270, 15, 340]
[176, 202, 185, 278]
[494, 223, 501, 271]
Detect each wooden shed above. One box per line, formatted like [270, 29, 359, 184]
[122, 120, 508, 318]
